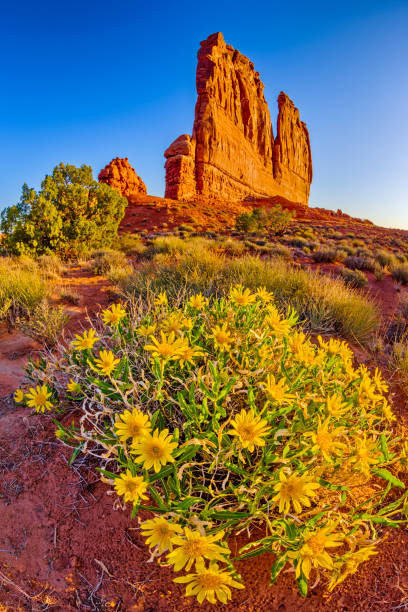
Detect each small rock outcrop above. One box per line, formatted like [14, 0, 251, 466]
[165, 32, 312, 205]
[98, 157, 147, 198]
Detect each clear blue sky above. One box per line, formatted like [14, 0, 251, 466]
[1, 1, 407, 228]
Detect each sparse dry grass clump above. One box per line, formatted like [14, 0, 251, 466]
[0, 257, 50, 324]
[392, 264, 408, 285]
[112, 233, 147, 256]
[111, 248, 379, 342]
[16, 301, 69, 347]
[91, 249, 132, 276]
[340, 267, 368, 288]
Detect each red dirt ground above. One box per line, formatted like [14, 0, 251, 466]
[2, 204, 408, 610]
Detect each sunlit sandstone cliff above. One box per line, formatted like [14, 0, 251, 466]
[165, 32, 312, 205]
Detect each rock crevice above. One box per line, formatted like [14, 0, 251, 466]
[165, 32, 312, 205]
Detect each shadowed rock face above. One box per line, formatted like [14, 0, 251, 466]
[98, 157, 147, 198]
[164, 32, 312, 205]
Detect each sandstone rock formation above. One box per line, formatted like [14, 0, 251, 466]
[98, 157, 147, 198]
[165, 32, 312, 205]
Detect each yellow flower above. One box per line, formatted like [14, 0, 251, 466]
[256, 286, 274, 303]
[140, 517, 183, 553]
[101, 303, 127, 326]
[188, 293, 208, 309]
[264, 305, 291, 336]
[262, 374, 294, 403]
[328, 545, 378, 591]
[162, 312, 192, 335]
[72, 328, 99, 350]
[350, 434, 380, 475]
[228, 409, 271, 452]
[131, 429, 177, 473]
[55, 429, 64, 439]
[229, 285, 256, 307]
[176, 338, 205, 367]
[358, 371, 380, 406]
[174, 561, 244, 604]
[94, 350, 120, 376]
[136, 322, 157, 336]
[272, 471, 320, 514]
[67, 379, 82, 394]
[114, 408, 151, 442]
[14, 388, 25, 403]
[114, 469, 148, 503]
[210, 323, 233, 351]
[288, 522, 344, 579]
[144, 331, 185, 361]
[26, 384, 53, 413]
[373, 367, 388, 394]
[318, 336, 353, 362]
[154, 291, 168, 306]
[304, 418, 346, 463]
[326, 394, 348, 418]
[382, 399, 396, 423]
[167, 528, 227, 571]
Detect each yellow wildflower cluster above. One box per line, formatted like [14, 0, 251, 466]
[26, 286, 407, 603]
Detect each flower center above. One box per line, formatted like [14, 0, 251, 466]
[305, 534, 325, 555]
[149, 443, 164, 457]
[197, 573, 224, 589]
[158, 343, 174, 357]
[36, 393, 47, 406]
[184, 538, 207, 558]
[239, 425, 255, 440]
[216, 332, 229, 344]
[316, 431, 332, 451]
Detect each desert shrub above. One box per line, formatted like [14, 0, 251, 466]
[214, 237, 246, 256]
[16, 300, 69, 347]
[112, 253, 379, 342]
[392, 264, 408, 285]
[375, 250, 397, 269]
[0, 163, 126, 258]
[37, 253, 63, 277]
[91, 249, 130, 276]
[340, 268, 368, 288]
[286, 237, 311, 249]
[21, 293, 407, 603]
[59, 287, 80, 305]
[235, 205, 294, 236]
[0, 257, 49, 323]
[112, 234, 146, 256]
[312, 249, 337, 263]
[343, 255, 376, 272]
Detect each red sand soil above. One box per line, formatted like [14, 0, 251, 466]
[2, 211, 408, 609]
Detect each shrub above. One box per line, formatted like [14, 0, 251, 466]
[343, 255, 376, 272]
[340, 268, 368, 288]
[22, 293, 406, 603]
[236, 205, 294, 236]
[376, 250, 397, 269]
[392, 264, 408, 285]
[312, 249, 337, 263]
[112, 234, 146, 256]
[37, 253, 63, 277]
[0, 257, 49, 324]
[59, 287, 80, 305]
[91, 249, 130, 276]
[0, 163, 127, 258]
[112, 253, 379, 342]
[16, 300, 69, 347]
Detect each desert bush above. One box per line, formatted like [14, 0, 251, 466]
[16, 300, 69, 347]
[59, 287, 80, 305]
[236, 205, 294, 236]
[312, 249, 338, 263]
[286, 237, 312, 249]
[0, 163, 126, 258]
[214, 237, 246, 256]
[20, 293, 407, 603]
[392, 264, 408, 285]
[91, 249, 130, 276]
[0, 257, 49, 323]
[37, 253, 63, 277]
[343, 255, 376, 272]
[112, 253, 379, 342]
[112, 234, 146, 256]
[375, 250, 397, 269]
[340, 268, 368, 288]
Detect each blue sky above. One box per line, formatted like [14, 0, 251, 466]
[1, 1, 407, 228]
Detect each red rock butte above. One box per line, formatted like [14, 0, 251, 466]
[164, 32, 312, 205]
[98, 157, 147, 198]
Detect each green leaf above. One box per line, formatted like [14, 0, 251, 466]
[270, 554, 288, 584]
[68, 442, 84, 466]
[380, 434, 389, 461]
[373, 468, 405, 489]
[297, 575, 308, 597]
